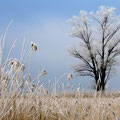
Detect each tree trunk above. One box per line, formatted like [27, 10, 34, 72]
[96, 80, 101, 92]
[96, 78, 105, 92]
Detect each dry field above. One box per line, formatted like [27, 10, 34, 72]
[1, 91, 120, 120]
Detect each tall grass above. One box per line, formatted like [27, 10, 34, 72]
[0, 25, 120, 120]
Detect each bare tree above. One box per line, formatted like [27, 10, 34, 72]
[68, 6, 120, 91]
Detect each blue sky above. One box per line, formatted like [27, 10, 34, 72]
[0, 0, 120, 90]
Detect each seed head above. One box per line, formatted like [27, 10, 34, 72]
[31, 42, 34, 48]
[20, 64, 25, 72]
[11, 61, 14, 65]
[67, 73, 73, 81]
[31, 83, 35, 92]
[28, 74, 31, 83]
[42, 69, 47, 76]
[32, 83, 35, 88]
[11, 58, 21, 71]
[31, 42, 37, 51]
[33, 44, 37, 51]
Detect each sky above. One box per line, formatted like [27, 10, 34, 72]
[0, 0, 120, 90]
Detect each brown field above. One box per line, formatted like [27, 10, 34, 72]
[1, 91, 120, 120]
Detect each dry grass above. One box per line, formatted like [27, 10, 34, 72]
[1, 92, 120, 120]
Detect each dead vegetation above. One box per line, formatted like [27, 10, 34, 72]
[1, 91, 120, 120]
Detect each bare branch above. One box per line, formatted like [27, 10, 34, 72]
[104, 26, 120, 46]
[68, 47, 93, 69]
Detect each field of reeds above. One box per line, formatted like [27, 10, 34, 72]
[1, 24, 120, 120]
[1, 90, 120, 120]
